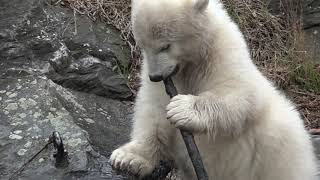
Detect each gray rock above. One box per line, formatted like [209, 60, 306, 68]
[0, 0, 168, 179]
[304, 0, 320, 62]
[305, 28, 320, 63]
[47, 49, 133, 100]
[304, 0, 320, 29]
[0, 76, 132, 180]
[0, 0, 133, 100]
[312, 136, 320, 177]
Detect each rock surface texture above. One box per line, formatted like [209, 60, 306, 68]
[0, 0, 137, 179]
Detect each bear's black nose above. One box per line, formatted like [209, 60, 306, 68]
[149, 65, 179, 82]
[149, 73, 163, 82]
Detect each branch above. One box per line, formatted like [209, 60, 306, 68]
[163, 78, 208, 180]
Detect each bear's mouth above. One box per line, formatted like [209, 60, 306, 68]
[149, 65, 179, 82]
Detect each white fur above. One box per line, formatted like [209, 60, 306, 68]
[110, 0, 318, 179]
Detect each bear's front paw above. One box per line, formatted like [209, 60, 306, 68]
[110, 142, 154, 177]
[166, 94, 205, 133]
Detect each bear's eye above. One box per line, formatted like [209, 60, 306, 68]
[159, 44, 171, 52]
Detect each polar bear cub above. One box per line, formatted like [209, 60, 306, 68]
[110, 0, 317, 179]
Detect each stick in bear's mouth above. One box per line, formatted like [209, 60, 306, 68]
[163, 77, 208, 180]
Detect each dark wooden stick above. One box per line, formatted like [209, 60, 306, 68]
[309, 129, 320, 135]
[163, 78, 209, 180]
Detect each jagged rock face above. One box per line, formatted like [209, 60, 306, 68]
[0, 0, 137, 179]
[0, 0, 133, 100]
[304, 0, 320, 29]
[0, 0, 172, 179]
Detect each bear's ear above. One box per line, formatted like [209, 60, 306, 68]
[194, 0, 209, 13]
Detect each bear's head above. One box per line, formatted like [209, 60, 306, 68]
[132, 0, 210, 82]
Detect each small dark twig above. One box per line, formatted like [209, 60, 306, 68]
[9, 141, 52, 180]
[8, 131, 69, 180]
[163, 78, 209, 180]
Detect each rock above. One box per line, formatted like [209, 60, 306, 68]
[312, 136, 320, 178]
[304, 0, 320, 29]
[47, 53, 132, 100]
[0, 74, 135, 180]
[304, 0, 320, 62]
[0, 0, 165, 179]
[0, 0, 133, 100]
